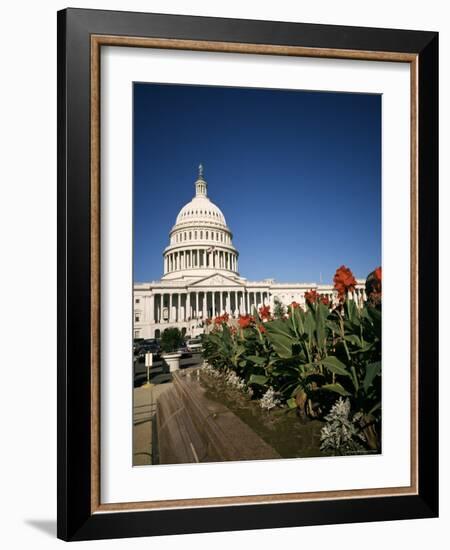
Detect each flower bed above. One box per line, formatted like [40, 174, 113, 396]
[201, 265, 382, 456]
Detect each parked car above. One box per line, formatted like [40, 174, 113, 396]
[186, 338, 202, 352]
[135, 339, 161, 358]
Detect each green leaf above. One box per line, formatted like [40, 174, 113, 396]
[315, 302, 328, 351]
[365, 306, 382, 337]
[326, 320, 341, 335]
[287, 397, 297, 409]
[291, 306, 305, 336]
[265, 319, 294, 338]
[245, 355, 266, 365]
[320, 356, 350, 377]
[321, 383, 351, 396]
[264, 331, 294, 358]
[363, 361, 381, 392]
[345, 299, 359, 324]
[248, 374, 269, 386]
[304, 312, 315, 344]
[344, 334, 362, 347]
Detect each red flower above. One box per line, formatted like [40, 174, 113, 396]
[305, 289, 319, 305]
[333, 265, 357, 299]
[257, 324, 266, 334]
[214, 312, 230, 325]
[375, 266, 382, 281]
[321, 295, 330, 306]
[291, 301, 299, 309]
[259, 305, 271, 321]
[238, 315, 253, 329]
[205, 318, 212, 325]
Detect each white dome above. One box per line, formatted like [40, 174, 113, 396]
[161, 165, 240, 281]
[175, 195, 227, 227]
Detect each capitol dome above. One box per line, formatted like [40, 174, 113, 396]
[175, 193, 227, 227]
[161, 165, 239, 280]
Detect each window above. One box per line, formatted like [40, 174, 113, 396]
[134, 330, 140, 338]
[135, 314, 140, 323]
[135, 298, 140, 304]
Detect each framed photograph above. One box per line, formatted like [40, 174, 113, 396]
[57, 8, 438, 541]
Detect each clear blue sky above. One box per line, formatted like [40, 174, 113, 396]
[133, 83, 381, 284]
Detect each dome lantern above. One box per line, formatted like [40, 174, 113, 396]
[195, 163, 207, 197]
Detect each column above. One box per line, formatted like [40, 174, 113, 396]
[269, 293, 274, 310]
[161, 294, 165, 322]
[186, 292, 191, 320]
[195, 291, 199, 319]
[202, 291, 207, 319]
[169, 293, 173, 322]
[149, 294, 155, 323]
[219, 291, 223, 314]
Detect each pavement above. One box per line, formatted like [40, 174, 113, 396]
[132, 352, 203, 466]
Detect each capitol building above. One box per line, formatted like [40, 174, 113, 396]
[134, 166, 367, 339]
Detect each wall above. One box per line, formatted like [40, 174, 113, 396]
[0, 1, 446, 548]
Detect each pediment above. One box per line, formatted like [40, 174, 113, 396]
[189, 273, 245, 288]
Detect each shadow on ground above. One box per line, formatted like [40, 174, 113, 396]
[25, 519, 56, 537]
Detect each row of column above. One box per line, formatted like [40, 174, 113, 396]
[164, 249, 237, 274]
[149, 290, 270, 323]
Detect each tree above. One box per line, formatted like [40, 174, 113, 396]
[273, 298, 285, 319]
[160, 327, 184, 353]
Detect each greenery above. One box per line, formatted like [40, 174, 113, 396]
[273, 298, 285, 319]
[201, 265, 382, 454]
[160, 327, 184, 353]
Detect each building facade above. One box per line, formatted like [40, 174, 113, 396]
[134, 166, 367, 339]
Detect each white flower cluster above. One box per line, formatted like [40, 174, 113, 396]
[202, 363, 250, 394]
[259, 387, 280, 410]
[201, 363, 222, 378]
[320, 398, 366, 455]
[224, 369, 246, 391]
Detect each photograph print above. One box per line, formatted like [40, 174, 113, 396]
[132, 82, 382, 467]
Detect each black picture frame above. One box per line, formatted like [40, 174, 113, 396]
[57, 7, 438, 541]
